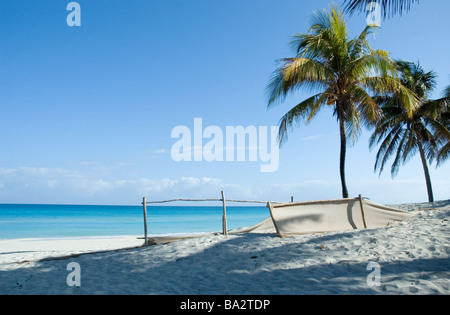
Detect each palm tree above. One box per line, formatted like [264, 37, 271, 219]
[266, 5, 416, 198]
[343, 0, 419, 18]
[369, 61, 450, 202]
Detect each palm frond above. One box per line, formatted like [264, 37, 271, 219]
[401, 121, 419, 164]
[348, 84, 383, 125]
[277, 93, 328, 146]
[437, 141, 450, 165]
[359, 75, 419, 117]
[374, 125, 404, 175]
[394, 60, 437, 99]
[266, 58, 330, 108]
[444, 84, 450, 99]
[426, 118, 450, 166]
[390, 128, 409, 177]
[348, 24, 379, 61]
[342, 0, 419, 18]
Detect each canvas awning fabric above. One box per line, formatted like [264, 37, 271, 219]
[230, 197, 415, 237]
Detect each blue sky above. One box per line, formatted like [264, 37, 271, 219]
[0, 0, 449, 205]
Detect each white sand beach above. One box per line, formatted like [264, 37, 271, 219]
[0, 200, 449, 295]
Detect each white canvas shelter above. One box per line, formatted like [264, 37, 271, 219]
[231, 197, 415, 237]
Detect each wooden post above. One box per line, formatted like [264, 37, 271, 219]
[143, 197, 148, 246]
[267, 202, 282, 238]
[291, 196, 294, 203]
[358, 194, 367, 229]
[221, 191, 227, 236]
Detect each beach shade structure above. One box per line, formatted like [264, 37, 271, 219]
[231, 197, 415, 237]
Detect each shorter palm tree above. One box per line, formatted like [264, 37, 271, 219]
[370, 61, 450, 202]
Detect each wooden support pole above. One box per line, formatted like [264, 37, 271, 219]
[221, 191, 227, 236]
[143, 197, 148, 246]
[358, 194, 367, 229]
[267, 202, 283, 238]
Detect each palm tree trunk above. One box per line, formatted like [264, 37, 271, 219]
[338, 116, 349, 198]
[418, 141, 434, 202]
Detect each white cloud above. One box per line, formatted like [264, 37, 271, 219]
[299, 132, 338, 142]
[0, 167, 254, 205]
[0, 167, 448, 205]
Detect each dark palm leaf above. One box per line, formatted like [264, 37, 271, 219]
[342, 0, 419, 18]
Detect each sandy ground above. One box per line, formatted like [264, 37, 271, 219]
[0, 200, 448, 295]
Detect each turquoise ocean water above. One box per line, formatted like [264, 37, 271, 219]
[0, 204, 269, 240]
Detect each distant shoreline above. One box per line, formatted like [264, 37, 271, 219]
[0, 204, 269, 240]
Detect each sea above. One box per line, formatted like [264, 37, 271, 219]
[0, 204, 270, 240]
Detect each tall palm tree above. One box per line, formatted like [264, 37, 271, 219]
[343, 0, 419, 18]
[266, 5, 416, 198]
[369, 61, 450, 202]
